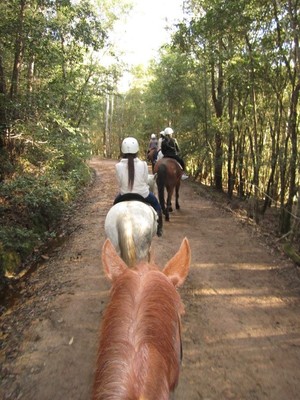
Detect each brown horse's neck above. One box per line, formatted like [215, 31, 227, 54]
[93, 267, 183, 400]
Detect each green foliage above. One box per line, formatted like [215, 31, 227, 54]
[0, 0, 132, 282]
[0, 114, 92, 278]
[2, 175, 66, 228]
[0, 163, 91, 278]
[0, 227, 39, 275]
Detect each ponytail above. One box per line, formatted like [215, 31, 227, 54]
[125, 154, 136, 190]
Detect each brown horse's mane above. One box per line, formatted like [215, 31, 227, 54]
[93, 264, 184, 400]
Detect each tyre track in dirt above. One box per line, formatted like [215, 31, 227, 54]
[1, 158, 300, 400]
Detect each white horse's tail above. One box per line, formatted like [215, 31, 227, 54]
[148, 173, 157, 193]
[117, 215, 136, 267]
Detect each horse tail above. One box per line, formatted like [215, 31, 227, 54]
[117, 215, 136, 267]
[148, 173, 156, 193]
[157, 163, 167, 210]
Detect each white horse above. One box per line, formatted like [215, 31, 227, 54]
[104, 200, 158, 267]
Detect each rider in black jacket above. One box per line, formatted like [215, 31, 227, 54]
[161, 127, 188, 179]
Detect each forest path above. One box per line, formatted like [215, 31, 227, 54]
[1, 158, 300, 400]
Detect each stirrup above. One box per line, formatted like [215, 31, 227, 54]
[181, 173, 189, 180]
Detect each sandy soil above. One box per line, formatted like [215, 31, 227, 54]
[1, 158, 300, 400]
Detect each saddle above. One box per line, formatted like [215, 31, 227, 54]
[114, 193, 149, 205]
[163, 156, 183, 170]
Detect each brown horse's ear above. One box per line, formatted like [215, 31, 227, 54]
[162, 237, 191, 287]
[102, 239, 127, 280]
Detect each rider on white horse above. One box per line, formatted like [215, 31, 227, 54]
[114, 137, 163, 237]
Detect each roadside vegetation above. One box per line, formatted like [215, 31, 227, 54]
[0, 0, 129, 280]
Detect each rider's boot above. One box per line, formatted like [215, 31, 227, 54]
[157, 213, 163, 237]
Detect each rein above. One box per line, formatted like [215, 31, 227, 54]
[178, 313, 183, 365]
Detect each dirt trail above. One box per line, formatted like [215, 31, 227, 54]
[1, 158, 300, 400]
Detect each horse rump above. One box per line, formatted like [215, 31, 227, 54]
[104, 201, 157, 267]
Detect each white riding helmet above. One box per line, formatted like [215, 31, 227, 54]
[121, 137, 139, 154]
[164, 127, 174, 136]
[151, 133, 156, 139]
[160, 130, 165, 136]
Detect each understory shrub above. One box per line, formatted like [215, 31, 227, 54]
[0, 116, 92, 281]
[0, 163, 92, 278]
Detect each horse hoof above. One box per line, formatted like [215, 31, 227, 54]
[157, 228, 163, 237]
[169, 207, 173, 212]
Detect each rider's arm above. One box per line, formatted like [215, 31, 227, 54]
[161, 140, 167, 154]
[143, 161, 149, 183]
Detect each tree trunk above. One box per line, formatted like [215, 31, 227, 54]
[262, 113, 281, 214]
[246, 34, 261, 223]
[26, 54, 35, 116]
[10, 0, 26, 105]
[210, 39, 224, 191]
[104, 94, 110, 158]
[0, 52, 7, 150]
[281, 83, 299, 232]
[227, 87, 235, 198]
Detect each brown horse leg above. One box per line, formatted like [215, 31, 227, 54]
[167, 188, 174, 215]
[175, 184, 180, 210]
[147, 149, 157, 173]
[157, 213, 163, 236]
[165, 203, 170, 221]
[163, 189, 170, 221]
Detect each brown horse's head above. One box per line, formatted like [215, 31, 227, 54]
[93, 238, 191, 400]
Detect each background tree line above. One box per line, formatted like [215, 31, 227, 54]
[106, 0, 299, 260]
[0, 0, 299, 280]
